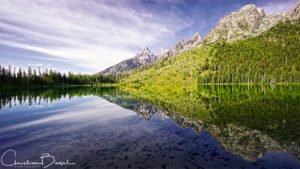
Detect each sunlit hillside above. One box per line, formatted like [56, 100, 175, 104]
[121, 19, 300, 88]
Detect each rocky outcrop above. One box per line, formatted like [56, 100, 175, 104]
[205, 1, 300, 43]
[161, 32, 203, 58]
[100, 33, 203, 74]
[100, 47, 159, 75]
[286, 0, 300, 20]
[205, 4, 282, 43]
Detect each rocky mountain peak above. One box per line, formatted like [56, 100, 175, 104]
[161, 33, 203, 58]
[240, 4, 258, 12]
[99, 32, 204, 75]
[205, 1, 300, 43]
[232, 4, 265, 19]
[286, 0, 300, 20]
[156, 48, 168, 57]
[136, 47, 156, 62]
[100, 47, 158, 75]
[141, 47, 151, 55]
[190, 32, 202, 44]
[239, 4, 253, 12]
[257, 8, 266, 17]
[205, 4, 268, 43]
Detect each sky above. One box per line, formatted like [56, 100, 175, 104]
[0, 0, 298, 74]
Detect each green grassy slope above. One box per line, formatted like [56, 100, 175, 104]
[120, 19, 300, 87]
[120, 46, 211, 89]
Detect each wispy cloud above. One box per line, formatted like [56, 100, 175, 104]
[0, 0, 191, 73]
[0, 0, 297, 73]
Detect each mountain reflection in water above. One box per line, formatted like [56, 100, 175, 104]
[0, 85, 299, 169]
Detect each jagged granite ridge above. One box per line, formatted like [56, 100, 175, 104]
[100, 47, 159, 75]
[99, 1, 300, 74]
[160, 32, 203, 58]
[99, 33, 203, 75]
[205, 1, 300, 43]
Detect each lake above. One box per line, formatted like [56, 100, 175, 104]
[0, 85, 299, 169]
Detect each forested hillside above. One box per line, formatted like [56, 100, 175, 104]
[121, 19, 300, 87]
[200, 19, 300, 83]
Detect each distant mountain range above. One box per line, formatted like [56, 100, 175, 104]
[100, 33, 203, 75]
[99, 1, 300, 75]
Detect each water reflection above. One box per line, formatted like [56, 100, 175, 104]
[115, 85, 300, 161]
[196, 85, 300, 160]
[102, 85, 300, 162]
[0, 86, 299, 169]
[0, 86, 115, 110]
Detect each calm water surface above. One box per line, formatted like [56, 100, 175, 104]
[0, 86, 299, 169]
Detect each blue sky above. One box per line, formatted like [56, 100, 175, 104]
[0, 0, 297, 74]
